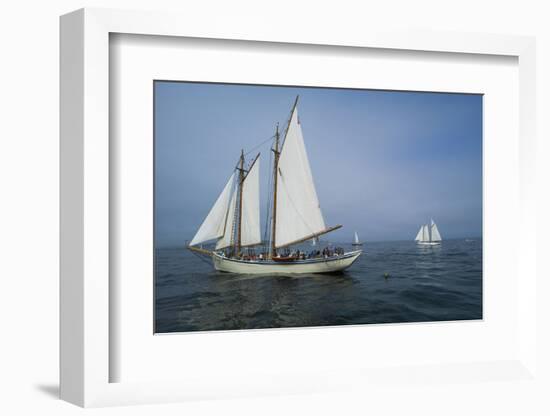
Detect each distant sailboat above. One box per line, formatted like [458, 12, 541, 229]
[187, 96, 362, 274]
[352, 231, 363, 246]
[415, 219, 442, 246]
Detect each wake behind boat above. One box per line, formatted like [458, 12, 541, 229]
[187, 96, 362, 274]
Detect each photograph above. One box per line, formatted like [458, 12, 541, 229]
[154, 81, 483, 333]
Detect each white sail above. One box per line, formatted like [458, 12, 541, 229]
[240, 157, 261, 247]
[431, 220, 442, 242]
[215, 189, 238, 250]
[189, 173, 235, 246]
[354, 232, 360, 244]
[414, 226, 423, 241]
[187, 99, 364, 274]
[275, 106, 326, 248]
[422, 224, 429, 242]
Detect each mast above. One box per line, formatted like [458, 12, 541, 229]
[270, 124, 280, 258]
[236, 149, 245, 254]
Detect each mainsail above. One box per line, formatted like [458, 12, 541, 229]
[274, 105, 328, 248]
[240, 156, 261, 247]
[423, 224, 429, 241]
[354, 232, 360, 244]
[430, 220, 442, 242]
[189, 173, 235, 246]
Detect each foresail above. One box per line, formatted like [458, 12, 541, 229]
[431, 222, 442, 241]
[354, 232, 359, 244]
[215, 189, 237, 250]
[241, 156, 261, 247]
[415, 226, 423, 241]
[189, 173, 235, 246]
[275, 106, 326, 248]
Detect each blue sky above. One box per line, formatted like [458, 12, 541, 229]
[154, 81, 482, 247]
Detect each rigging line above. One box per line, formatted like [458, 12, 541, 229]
[244, 134, 276, 156]
[189, 248, 214, 266]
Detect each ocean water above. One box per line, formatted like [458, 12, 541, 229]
[155, 239, 482, 333]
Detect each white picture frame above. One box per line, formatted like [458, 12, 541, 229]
[60, 7, 537, 407]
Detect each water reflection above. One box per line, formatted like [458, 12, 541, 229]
[155, 239, 482, 332]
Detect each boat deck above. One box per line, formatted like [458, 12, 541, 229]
[213, 250, 362, 265]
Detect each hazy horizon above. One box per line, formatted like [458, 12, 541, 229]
[154, 82, 482, 248]
[155, 236, 483, 249]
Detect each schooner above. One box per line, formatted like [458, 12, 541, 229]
[415, 219, 442, 246]
[187, 97, 362, 274]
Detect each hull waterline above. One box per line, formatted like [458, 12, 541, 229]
[212, 250, 362, 274]
[417, 241, 441, 246]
